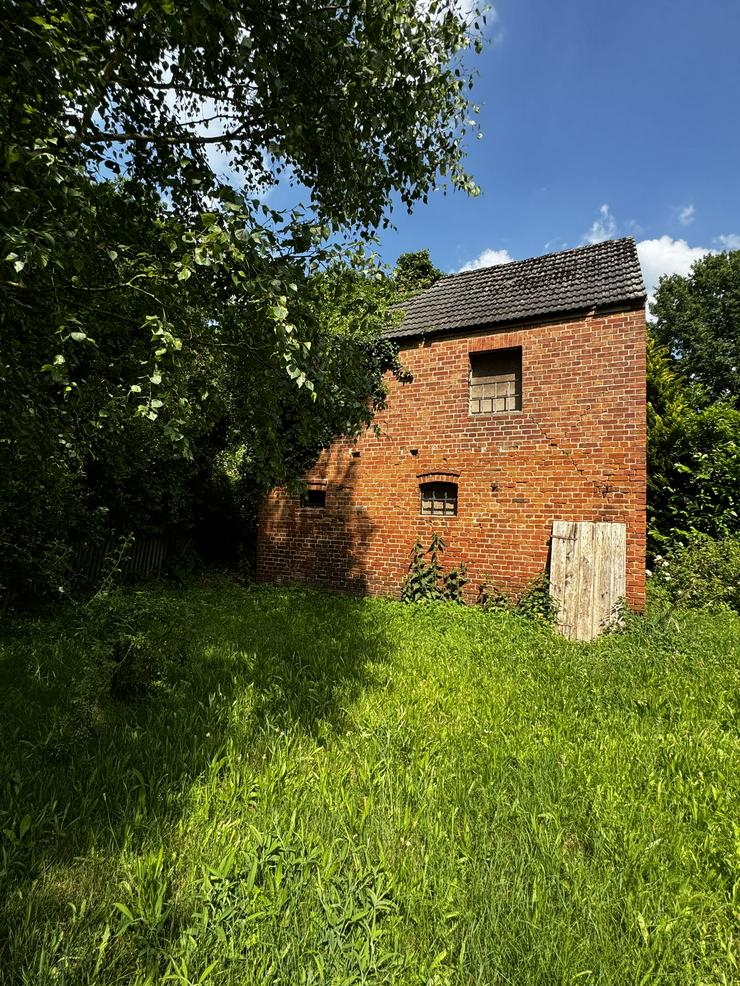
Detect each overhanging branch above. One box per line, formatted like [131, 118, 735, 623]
[68, 127, 251, 147]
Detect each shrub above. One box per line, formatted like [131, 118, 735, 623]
[650, 535, 740, 612]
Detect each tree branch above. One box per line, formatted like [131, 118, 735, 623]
[77, 1, 151, 140]
[68, 127, 250, 147]
[121, 80, 256, 97]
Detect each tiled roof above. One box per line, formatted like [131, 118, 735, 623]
[387, 237, 646, 339]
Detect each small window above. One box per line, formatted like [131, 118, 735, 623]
[301, 488, 326, 509]
[469, 348, 522, 414]
[420, 482, 457, 517]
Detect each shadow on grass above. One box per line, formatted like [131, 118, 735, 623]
[0, 579, 395, 953]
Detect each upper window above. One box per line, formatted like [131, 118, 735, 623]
[301, 488, 326, 509]
[469, 348, 522, 414]
[420, 482, 458, 517]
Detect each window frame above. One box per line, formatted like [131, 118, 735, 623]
[300, 488, 327, 509]
[468, 346, 523, 416]
[419, 481, 458, 517]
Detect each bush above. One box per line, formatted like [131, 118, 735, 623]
[515, 572, 559, 624]
[650, 535, 740, 612]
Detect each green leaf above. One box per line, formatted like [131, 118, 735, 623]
[113, 902, 136, 923]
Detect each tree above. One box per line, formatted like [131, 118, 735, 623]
[647, 335, 739, 551]
[650, 250, 740, 400]
[395, 249, 444, 294]
[0, 1, 486, 594]
[0, 177, 408, 592]
[2, 0, 483, 422]
[647, 252, 740, 550]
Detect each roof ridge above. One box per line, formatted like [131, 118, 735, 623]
[440, 236, 637, 283]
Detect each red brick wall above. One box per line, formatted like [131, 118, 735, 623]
[257, 305, 647, 610]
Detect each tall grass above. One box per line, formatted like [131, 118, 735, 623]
[1, 581, 738, 984]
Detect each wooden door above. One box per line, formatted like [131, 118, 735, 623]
[549, 521, 627, 641]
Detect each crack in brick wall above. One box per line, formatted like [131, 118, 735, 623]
[258, 307, 647, 610]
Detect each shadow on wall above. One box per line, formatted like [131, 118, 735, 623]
[259, 452, 378, 595]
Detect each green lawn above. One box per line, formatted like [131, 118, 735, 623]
[1, 580, 738, 985]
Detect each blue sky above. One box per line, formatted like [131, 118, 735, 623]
[215, 0, 739, 304]
[369, 0, 740, 303]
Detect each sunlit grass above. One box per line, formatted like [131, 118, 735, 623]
[1, 580, 738, 984]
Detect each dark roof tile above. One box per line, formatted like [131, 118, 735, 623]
[388, 237, 646, 339]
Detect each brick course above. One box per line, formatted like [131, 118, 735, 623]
[257, 304, 647, 610]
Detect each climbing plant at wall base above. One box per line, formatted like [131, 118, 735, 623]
[401, 535, 468, 603]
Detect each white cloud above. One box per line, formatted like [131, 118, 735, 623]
[678, 204, 695, 226]
[580, 205, 716, 307]
[543, 238, 569, 253]
[636, 236, 714, 308]
[460, 0, 497, 25]
[717, 233, 740, 250]
[457, 247, 513, 272]
[454, 0, 482, 18]
[583, 204, 617, 244]
[419, 0, 498, 36]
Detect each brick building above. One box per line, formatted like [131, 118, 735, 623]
[257, 237, 647, 610]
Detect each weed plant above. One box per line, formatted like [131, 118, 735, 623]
[479, 571, 558, 624]
[1, 580, 738, 984]
[401, 535, 467, 604]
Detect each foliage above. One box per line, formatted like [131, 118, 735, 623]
[479, 571, 558, 624]
[647, 335, 739, 551]
[649, 535, 740, 613]
[442, 561, 469, 605]
[513, 571, 559, 623]
[401, 533, 467, 603]
[1, 580, 739, 983]
[1, 0, 483, 416]
[394, 249, 444, 295]
[401, 538, 442, 602]
[1, 1, 484, 596]
[650, 249, 740, 400]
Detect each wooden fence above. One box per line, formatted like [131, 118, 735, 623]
[71, 535, 187, 587]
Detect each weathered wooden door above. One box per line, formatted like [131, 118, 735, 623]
[549, 521, 627, 641]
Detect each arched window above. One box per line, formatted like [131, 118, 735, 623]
[419, 481, 458, 516]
